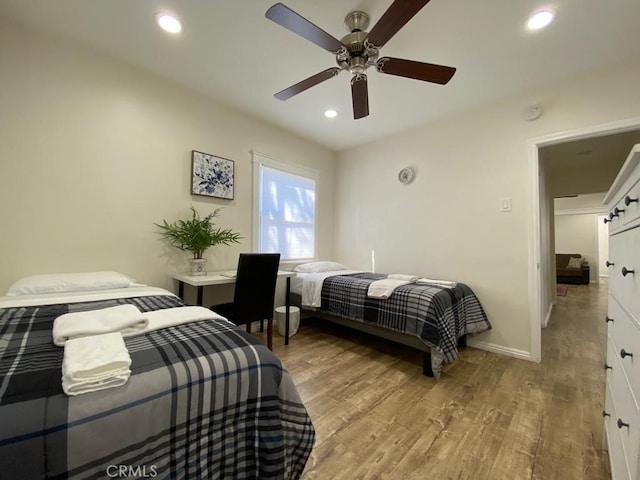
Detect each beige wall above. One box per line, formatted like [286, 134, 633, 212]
[335, 62, 640, 358]
[0, 18, 336, 301]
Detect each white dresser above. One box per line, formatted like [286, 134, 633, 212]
[603, 144, 640, 480]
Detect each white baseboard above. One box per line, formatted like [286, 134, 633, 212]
[470, 340, 533, 362]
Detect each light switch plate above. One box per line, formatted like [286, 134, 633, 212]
[500, 198, 512, 212]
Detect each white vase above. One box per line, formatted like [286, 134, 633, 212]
[190, 258, 207, 276]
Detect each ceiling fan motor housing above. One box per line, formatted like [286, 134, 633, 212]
[337, 12, 378, 74]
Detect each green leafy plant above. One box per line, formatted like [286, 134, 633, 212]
[156, 206, 242, 259]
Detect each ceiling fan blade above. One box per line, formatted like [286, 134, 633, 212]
[274, 67, 341, 100]
[266, 3, 346, 53]
[376, 57, 456, 84]
[365, 0, 431, 49]
[351, 74, 369, 119]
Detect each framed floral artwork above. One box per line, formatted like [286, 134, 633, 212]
[191, 150, 234, 200]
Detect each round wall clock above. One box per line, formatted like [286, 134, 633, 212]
[398, 167, 415, 185]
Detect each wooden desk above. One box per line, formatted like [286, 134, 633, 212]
[172, 270, 296, 345]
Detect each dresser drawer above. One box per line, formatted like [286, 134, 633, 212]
[608, 296, 640, 410]
[609, 227, 640, 322]
[605, 378, 632, 480]
[609, 176, 640, 232]
[607, 146, 640, 234]
[609, 353, 640, 480]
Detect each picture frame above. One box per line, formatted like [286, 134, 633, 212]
[191, 150, 235, 200]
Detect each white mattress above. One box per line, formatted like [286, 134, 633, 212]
[0, 286, 176, 308]
[293, 270, 364, 307]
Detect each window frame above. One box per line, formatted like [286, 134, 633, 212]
[251, 150, 319, 263]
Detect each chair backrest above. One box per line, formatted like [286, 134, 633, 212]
[233, 253, 281, 324]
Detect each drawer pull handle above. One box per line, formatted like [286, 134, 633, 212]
[621, 267, 635, 277]
[603, 410, 611, 418]
[614, 207, 625, 215]
[604, 363, 613, 370]
[606, 261, 614, 267]
[620, 349, 633, 359]
[617, 419, 630, 429]
[603, 217, 611, 224]
[605, 316, 614, 323]
[625, 195, 638, 206]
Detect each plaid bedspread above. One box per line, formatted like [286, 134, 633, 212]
[320, 273, 491, 376]
[0, 295, 314, 479]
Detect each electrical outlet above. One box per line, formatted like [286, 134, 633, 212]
[500, 198, 512, 212]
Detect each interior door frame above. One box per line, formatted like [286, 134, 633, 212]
[596, 214, 610, 283]
[528, 115, 640, 362]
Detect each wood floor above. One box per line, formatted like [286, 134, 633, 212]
[266, 282, 611, 479]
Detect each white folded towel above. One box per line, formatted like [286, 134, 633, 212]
[62, 332, 131, 396]
[139, 306, 228, 334]
[416, 278, 457, 288]
[53, 304, 148, 346]
[387, 274, 419, 282]
[63, 374, 130, 396]
[367, 278, 412, 299]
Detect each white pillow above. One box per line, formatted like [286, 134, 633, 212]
[293, 261, 349, 273]
[6, 271, 137, 296]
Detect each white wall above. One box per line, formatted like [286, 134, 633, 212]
[0, 18, 336, 303]
[335, 62, 640, 358]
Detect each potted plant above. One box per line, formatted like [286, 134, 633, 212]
[156, 206, 242, 276]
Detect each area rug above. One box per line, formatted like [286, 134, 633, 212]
[556, 285, 569, 297]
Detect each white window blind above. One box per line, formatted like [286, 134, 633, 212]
[254, 155, 317, 261]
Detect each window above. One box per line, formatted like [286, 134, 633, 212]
[252, 152, 318, 262]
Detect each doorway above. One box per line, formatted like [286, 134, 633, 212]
[528, 117, 640, 362]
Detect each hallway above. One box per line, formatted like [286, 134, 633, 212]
[540, 279, 610, 478]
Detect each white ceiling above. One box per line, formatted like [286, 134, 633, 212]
[1, 0, 640, 151]
[543, 130, 640, 171]
[542, 129, 640, 197]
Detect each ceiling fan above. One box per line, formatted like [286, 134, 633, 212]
[265, 1, 457, 120]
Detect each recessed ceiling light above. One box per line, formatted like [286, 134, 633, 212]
[527, 9, 554, 30]
[324, 109, 338, 118]
[156, 13, 182, 33]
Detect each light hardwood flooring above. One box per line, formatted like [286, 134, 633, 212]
[264, 282, 611, 479]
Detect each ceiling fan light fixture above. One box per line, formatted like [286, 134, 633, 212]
[324, 109, 338, 118]
[156, 13, 182, 33]
[526, 10, 554, 30]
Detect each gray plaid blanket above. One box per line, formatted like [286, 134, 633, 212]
[320, 273, 491, 376]
[0, 294, 314, 479]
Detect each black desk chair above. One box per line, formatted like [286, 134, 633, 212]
[210, 253, 280, 350]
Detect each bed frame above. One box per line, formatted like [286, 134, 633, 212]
[290, 293, 466, 377]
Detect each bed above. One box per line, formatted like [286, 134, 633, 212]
[291, 264, 491, 379]
[0, 273, 314, 480]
